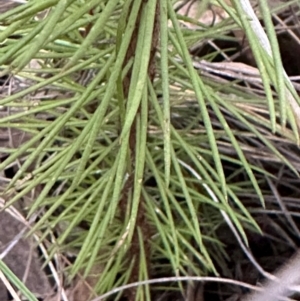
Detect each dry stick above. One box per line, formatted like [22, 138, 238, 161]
[243, 250, 300, 301]
[92, 276, 296, 301]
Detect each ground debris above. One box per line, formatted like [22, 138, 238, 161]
[0, 208, 53, 300]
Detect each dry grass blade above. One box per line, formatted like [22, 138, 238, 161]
[0, 269, 22, 301]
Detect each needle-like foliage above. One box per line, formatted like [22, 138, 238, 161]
[0, 0, 299, 300]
